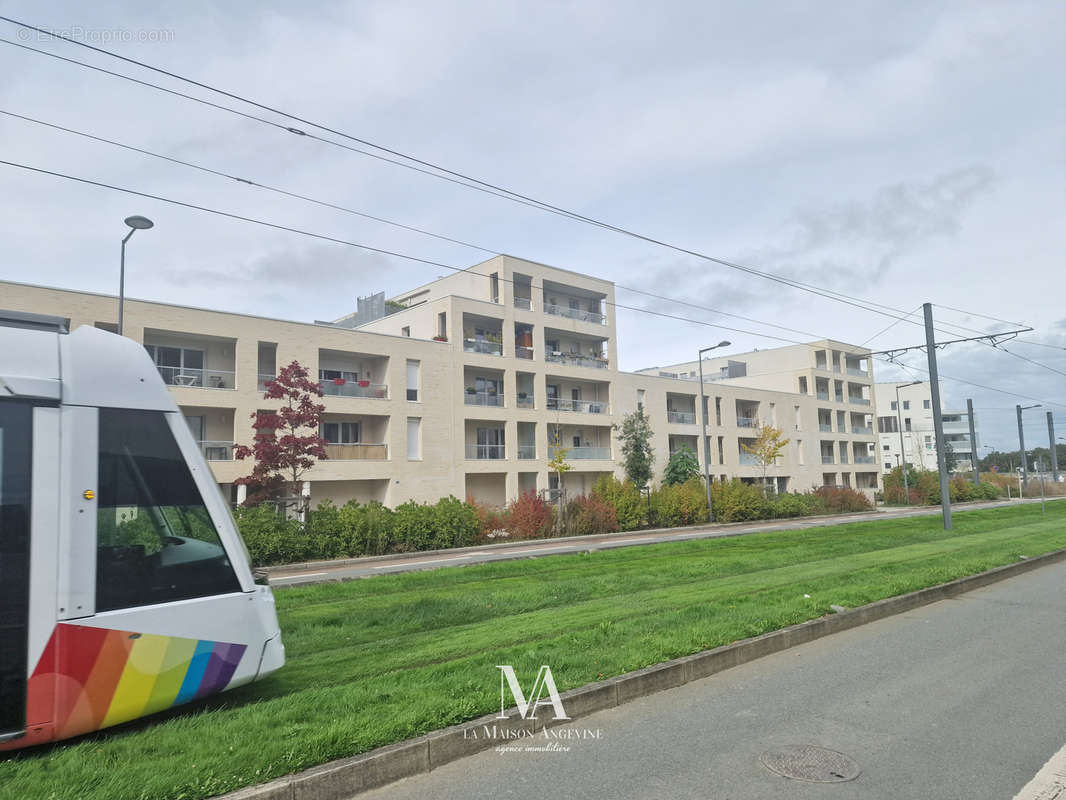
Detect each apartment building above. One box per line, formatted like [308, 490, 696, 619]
[873, 381, 978, 474]
[0, 255, 881, 506]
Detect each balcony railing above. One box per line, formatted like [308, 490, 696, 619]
[547, 398, 608, 414]
[847, 367, 869, 377]
[737, 416, 759, 428]
[821, 455, 835, 464]
[198, 441, 234, 461]
[816, 391, 830, 400]
[545, 351, 608, 369]
[516, 345, 534, 360]
[737, 452, 759, 466]
[818, 423, 833, 432]
[466, 443, 506, 460]
[155, 365, 236, 389]
[544, 303, 606, 325]
[465, 391, 503, 407]
[320, 380, 388, 399]
[550, 445, 610, 460]
[257, 373, 275, 391]
[854, 455, 875, 464]
[851, 426, 874, 435]
[516, 395, 534, 409]
[849, 397, 871, 406]
[815, 362, 828, 371]
[513, 296, 533, 311]
[464, 338, 503, 356]
[839, 455, 849, 464]
[326, 443, 388, 460]
[517, 445, 536, 460]
[667, 410, 696, 425]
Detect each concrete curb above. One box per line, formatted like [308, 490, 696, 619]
[215, 543, 1066, 800]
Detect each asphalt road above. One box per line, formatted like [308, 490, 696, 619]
[267, 497, 1060, 586]
[360, 557, 1066, 800]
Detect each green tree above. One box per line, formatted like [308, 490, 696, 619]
[663, 445, 700, 486]
[941, 441, 959, 473]
[547, 442, 572, 533]
[616, 407, 654, 488]
[740, 423, 790, 495]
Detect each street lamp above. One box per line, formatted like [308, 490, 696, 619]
[1017, 404, 1041, 490]
[698, 340, 731, 521]
[895, 381, 921, 503]
[119, 215, 154, 336]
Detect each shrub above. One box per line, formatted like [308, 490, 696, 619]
[505, 490, 555, 540]
[337, 501, 394, 556]
[233, 504, 308, 566]
[710, 479, 772, 522]
[651, 478, 708, 527]
[773, 492, 826, 518]
[566, 495, 619, 536]
[592, 475, 647, 531]
[431, 496, 479, 550]
[663, 446, 701, 486]
[306, 500, 345, 560]
[813, 486, 873, 513]
[468, 496, 508, 543]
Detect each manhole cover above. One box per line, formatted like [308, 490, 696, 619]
[759, 745, 861, 783]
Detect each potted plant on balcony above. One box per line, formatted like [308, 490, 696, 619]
[466, 387, 476, 395]
[357, 379, 370, 387]
[518, 392, 528, 400]
[433, 335, 447, 342]
[333, 377, 346, 386]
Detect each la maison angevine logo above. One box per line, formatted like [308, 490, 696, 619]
[497, 664, 570, 721]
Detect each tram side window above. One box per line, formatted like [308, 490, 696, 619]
[96, 408, 241, 612]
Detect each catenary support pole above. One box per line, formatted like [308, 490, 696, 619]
[1048, 412, 1059, 483]
[924, 303, 952, 530]
[967, 398, 980, 485]
[1017, 405, 1028, 491]
[699, 356, 713, 521]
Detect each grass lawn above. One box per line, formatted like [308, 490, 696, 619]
[3, 502, 1065, 800]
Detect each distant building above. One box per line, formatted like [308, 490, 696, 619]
[873, 381, 979, 474]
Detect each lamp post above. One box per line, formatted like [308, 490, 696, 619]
[895, 381, 921, 503]
[698, 340, 731, 521]
[118, 215, 154, 336]
[1016, 404, 1041, 491]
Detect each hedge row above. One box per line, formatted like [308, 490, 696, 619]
[881, 467, 1002, 505]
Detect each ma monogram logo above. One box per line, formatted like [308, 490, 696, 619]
[496, 665, 570, 720]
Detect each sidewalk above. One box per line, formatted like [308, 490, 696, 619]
[266, 496, 1063, 587]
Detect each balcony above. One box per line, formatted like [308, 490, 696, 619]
[326, 443, 388, 460]
[320, 380, 388, 399]
[517, 445, 536, 460]
[513, 296, 533, 311]
[465, 391, 504, 407]
[547, 398, 609, 414]
[854, 455, 875, 464]
[847, 367, 869, 378]
[816, 391, 830, 401]
[821, 455, 835, 464]
[849, 397, 871, 406]
[516, 394, 534, 409]
[156, 365, 235, 389]
[257, 373, 275, 392]
[550, 446, 610, 460]
[738, 452, 759, 466]
[852, 426, 874, 435]
[464, 338, 503, 356]
[466, 444, 506, 460]
[545, 351, 608, 369]
[516, 345, 534, 360]
[737, 416, 759, 428]
[198, 441, 234, 461]
[668, 411, 696, 425]
[544, 304, 606, 325]
[818, 423, 833, 432]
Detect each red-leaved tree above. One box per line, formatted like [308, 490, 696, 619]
[234, 361, 328, 510]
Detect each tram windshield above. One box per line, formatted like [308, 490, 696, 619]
[96, 408, 241, 612]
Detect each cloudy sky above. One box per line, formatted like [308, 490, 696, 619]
[1, 1, 1063, 449]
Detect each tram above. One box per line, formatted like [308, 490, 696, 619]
[0, 311, 283, 749]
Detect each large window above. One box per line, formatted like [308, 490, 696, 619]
[96, 408, 240, 612]
[322, 421, 360, 444]
[145, 344, 204, 386]
[0, 401, 32, 733]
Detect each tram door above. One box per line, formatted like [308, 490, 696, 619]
[0, 400, 32, 737]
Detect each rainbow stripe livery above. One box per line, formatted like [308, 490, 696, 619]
[26, 624, 247, 740]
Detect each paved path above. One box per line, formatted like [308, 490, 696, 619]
[361, 557, 1066, 800]
[268, 497, 1060, 586]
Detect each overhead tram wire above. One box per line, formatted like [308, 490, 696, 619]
[4, 156, 1058, 408]
[0, 157, 809, 347]
[0, 19, 1030, 345]
[859, 305, 923, 348]
[0, 107, 828, 345]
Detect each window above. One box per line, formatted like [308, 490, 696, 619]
[798, 376, 808, 394]
[490, 273, 500, 303]
[890, 400, 897, 411]
[320, 368, 358, 382]
[883, 444, 890, 451]
[923, 399, 931, 409]
[904, 418, 912, 432]
[437, 312, 447, 339]
[96, 408, 240, 612]
[637, 388, 645, 409]
[322, 421, 360, 444]
[885, 462, 893, 470]
[401, 326, 410, 337]
[925, 435, 933, 450]
[406, 359, 420, 402]
[145, 344, 204, 386]
[903, 400, 910, 410]
[0, 400, 32, 733]
[407, 417, 421, 460]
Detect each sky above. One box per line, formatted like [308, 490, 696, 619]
[1, 1, 1063, 450]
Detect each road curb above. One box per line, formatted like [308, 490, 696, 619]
[214, 543, 1066, 800]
